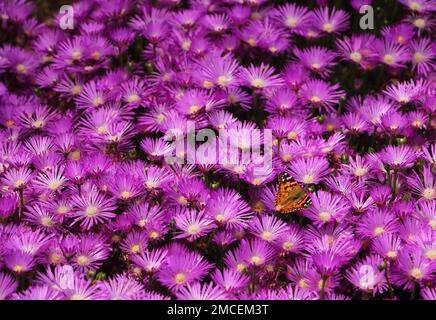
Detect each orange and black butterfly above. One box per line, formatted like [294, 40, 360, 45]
[275, 172, 312, 213]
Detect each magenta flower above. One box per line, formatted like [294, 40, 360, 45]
[0, 273, 17, 300]
[71, 189, 117, 230]
[300, 79, 345, 112]
[311, 7, 350, 34]
[156, 245, 212, 289]
[287, 156, 331, 185]
[240, 63, 284, 90]
[175, 282, 228, 300]
[304, 190, 350, 226]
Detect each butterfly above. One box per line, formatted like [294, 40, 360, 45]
[274, 172, 312, 213]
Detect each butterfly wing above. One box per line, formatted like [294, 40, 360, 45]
[275, 172, 312, 213]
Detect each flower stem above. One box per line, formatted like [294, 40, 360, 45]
[251, 265, 256, 294]
[277, 137, 282, 160]
[410, 281, 418, 300]
[320, 276, 327, 300]
[391, 171, 398, 198]
[18, 189, 24, 218]
[384, 260, 394, 299]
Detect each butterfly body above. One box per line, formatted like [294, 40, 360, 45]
[275, 172, 312, 213]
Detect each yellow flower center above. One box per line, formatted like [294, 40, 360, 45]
[373, 226, 385, 236]
[413, 18, 425, 28]
[215, 214, 226, 223]
[410, 2, 421, 10]
[217, 75, 230, 86]
[422, 188, 435, 200]
[236, 263, 247, 272]
[261, 231, 273, 241]
[383, 54, 395, 65]
[72, 85, 82, 95]
[32, 120, 44, 128]
[76, 255, 89, 266]
[181, 40, 191, 51]
[120, 191, 131, 199]
[13, 265, 24, 273]
[187, 224, 200, 234]
[350, 52, 362, 63]
[425, 249, 436, 260]
[92, 97, 104, 107]
[130, 244, 141, 253]
[85, 206, 98, 217]
[252, 178, 262, 185]
[51, 254, 62, 264]
[412, 120, 422, 128]
[326, 124, 334, 131]
[251, 78, 265, 88]
[201, 80, 213, 89]
[174, 273, 186, 284]
[413, 52, 425, 63]
[149, 231, 159, 239]
[287, 131, 297, 140]
[282, 154, 291, 162]
[156, 113, 166, 123]
[178, 196, 188, 205]
[322, 23, 333, 32]
[398, 96, 410, 104]
[49, 180, 62, 190]
[70, 150, 81, 161]
[318, 211, 331, 222]
[189, 105, 200, 114]
[146, 181, 157, 189]
[282, 241, 293, 251]
[354, 167, 368, 177]
[71, 51, 82, 60]
[310, 96, 321, 103]
[302, 174, 314, 184]
[138, 219, 147, 227]
[250, 255, 263, 265]
[14, 179, 25, 188]
[126, 94, 140, 103]
[16, 64, 27, 73]
[286, 18, 298, 28]
[387, 250, 397, 258]
[298, 279, 308, 288]
[41, 217, 54, 227]
[410, 267, 423, 279]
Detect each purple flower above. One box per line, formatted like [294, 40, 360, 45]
[240, 63, 284, 90]
[211, 268, 250, 293]
[379, 145, 418, 170]
[175, 282, 228, 300]
[294, 46, 337, 77]
[249, 214, 289, 243]
[156, 245, 212, 289]
[304, 190, 350, 226]
[173, 208, 214, 241]
[357, 208, 400, 239]
[0, 273, 17, 300]
[287, 156, 331, 184]
[71, 188, 117, 230]
[300, 79, 345, 112]
[311, 7, 350, 34]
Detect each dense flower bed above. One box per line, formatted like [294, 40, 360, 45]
[0, 0, 435, 300]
